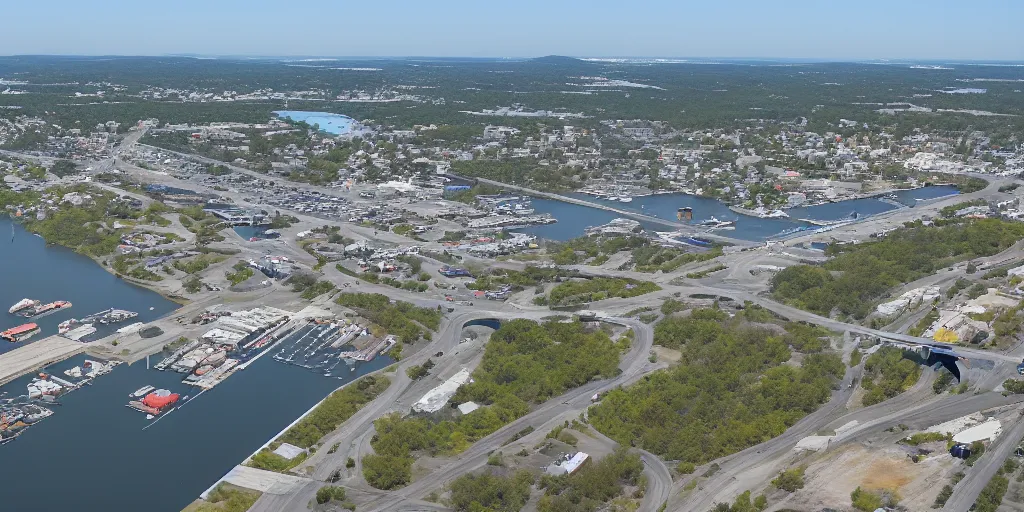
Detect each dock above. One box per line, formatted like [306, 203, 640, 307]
[0, 336, 88, 386]
[338, 335, 396, 362]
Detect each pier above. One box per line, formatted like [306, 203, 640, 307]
[0, 336, 87, 386]
[465, 177, 754, 246]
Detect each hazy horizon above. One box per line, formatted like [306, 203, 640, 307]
[4, 0, 1022, 61]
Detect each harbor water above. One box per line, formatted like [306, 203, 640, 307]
[514, 185, 959, 241]
[0, 218, 179, 354]
[0, 217, 394, 511]
[273, 110, 355, 135]
[0, 350, 392, 511]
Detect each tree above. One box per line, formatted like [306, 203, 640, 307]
[315, 486, 346, 505]
[183, 276, 203, 293]
[771, 467, 805, 492]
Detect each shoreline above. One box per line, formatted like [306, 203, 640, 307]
[199, 363, 395, 500]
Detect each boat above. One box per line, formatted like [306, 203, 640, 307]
[753, 207, 789, 219]
[201, 350, 227, 367]
[2, 323, 40, 342]
[58, 319, 81, 335]
[23, 301, 72, 318]
[97, 309, 138, 324]
[512, 204, 535, 216]
[8, 299, 39, 315]
[682, 237, 714, 247]
[141, 389, 179, 410]
[27, 378, 62, 399]
[130, 385, 155, 398]
[697, 216, 736, 229]
[618, 197, 633, 203]
[127, 401, 160, 415]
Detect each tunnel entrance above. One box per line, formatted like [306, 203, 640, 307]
[464, 318, 502, 330]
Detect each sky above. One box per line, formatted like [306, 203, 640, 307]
[4, 0, 1023, 61]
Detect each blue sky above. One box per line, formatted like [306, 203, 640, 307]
[5, 0, 1023, 60]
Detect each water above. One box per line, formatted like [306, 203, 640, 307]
[233, 225, 268, 240]
[0, 350, 392, 512]
[0, 217, 394, 511]
[515, 185, 959, 241]
[273, 110, 355, 135]
[0, 218, 179, 354]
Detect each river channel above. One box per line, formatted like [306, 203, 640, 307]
[513, 185, 960, 241]
[0, 218, 179, 355]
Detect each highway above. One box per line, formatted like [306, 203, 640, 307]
[22, 138, 1017, 509]
[358, 317, 657, 512]
[229, 233, 1024, 511]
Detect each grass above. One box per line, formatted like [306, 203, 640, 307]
[183, 484, 261, 512]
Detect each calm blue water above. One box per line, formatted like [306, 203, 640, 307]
[0, 217, 394, 511]
[517, 185, 959, 241]
[0, 335, 393, 511]
[0, 218, 179, 354]
[233, 225, 267, 239]
[273, 110, 354, 135]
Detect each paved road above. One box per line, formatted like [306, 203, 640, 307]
[53, 144, 1022, 509]
[247, 309, 535, 512]
[357, 318, 656, 512]
[943, 408, 1024, 511]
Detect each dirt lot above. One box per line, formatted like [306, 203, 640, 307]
[774, 443, 959, 511]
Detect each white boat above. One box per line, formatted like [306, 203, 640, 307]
[131, 385, 156, 398]
[9, 298, 39, 315]
[754, 207, 790, 219]
[58, 318, 81, 335]
[618, 197, 633, 203]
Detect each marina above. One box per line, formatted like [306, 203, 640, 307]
[0, 218, 178, 356]
[514, 185, 960, 241]
[0, 348, 392, 511]
[271, 321, 396, 376]
[1, 358, 122, 442]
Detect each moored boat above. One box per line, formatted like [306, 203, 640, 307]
[23, 301, 72, 318]
[8, 298, 39, 315]
[130, 385, 155, 398]
[58, 319, 81, 335]
[2, 323, 40, 342]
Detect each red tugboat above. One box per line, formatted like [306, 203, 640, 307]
[24, 301, 72, 318]
[1, 323, 40, 342]
[127, 389, 180, 417]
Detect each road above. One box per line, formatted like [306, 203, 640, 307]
[359, 317, 657, 512]
[942, 408, 1024, 511]
[246, 309, 531, 512]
